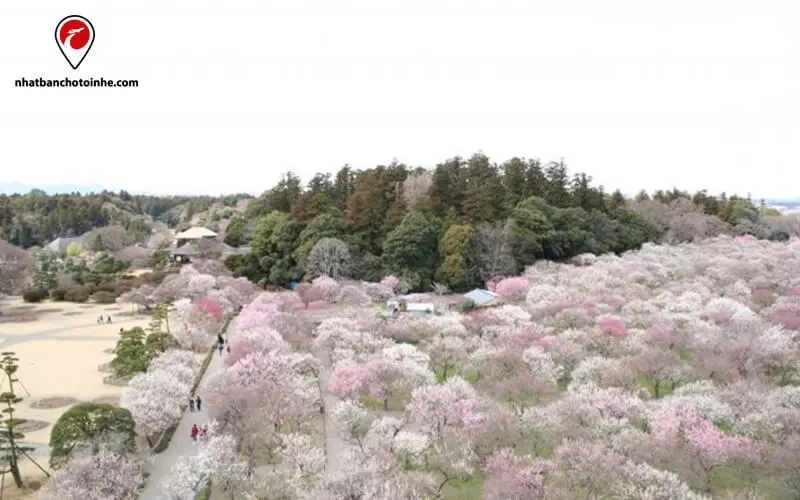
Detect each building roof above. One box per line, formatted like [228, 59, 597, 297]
[44, 236, 82, 253]
[175, 227, 217, 239]
[463, 289, 502, 306]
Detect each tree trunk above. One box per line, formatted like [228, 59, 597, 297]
[9, 462, 22, 488]
[383, 397, 389, 411]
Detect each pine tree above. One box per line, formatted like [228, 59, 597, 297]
[0, 352, 38, 488]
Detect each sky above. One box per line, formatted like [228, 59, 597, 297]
[1, 0, 798, 198]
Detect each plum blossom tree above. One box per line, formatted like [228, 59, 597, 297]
[362, 357, 432, 410]
[361, 282, 393, 302]
[407, 376, 483, 439]
[483, 447, 548, 500]
[330, 400, 376, 455]
[335, 285, 371, 306]
[161, 431, 250, 499]
[311, 274, 341, 302]
[312, 449, 432, 499]
[186, 273, 217, 298]
[296, 282, 323, 308]
[596, 315, 628, 337]
[548, 439, 626, 497]
[120, 369, 188, 447]
[329, 363, 376, 401]
[612, 461, 709, 500]
[329, 352, 434, 411]
[0, 239, 33, 297]
[278, 432, 326, 486]
[225, 326, 288, 366]
[236, 298, 279, 330]
[146, 348, 198, 388]
[629, 347, 687, 398]
[150, 273, 191, 303]
[204, 351, 316, 473]
[193, 297, 224, 322]
[425, 335, 467, 381]
[649, 404, 761, 493]
[115, 284, 155, 310]
[380, 275, 400, 293]
[169, 298, 222, 351]
[495, 277, 532, 301]
[314, 318, 392, 364]
[38, 444, 144, 500]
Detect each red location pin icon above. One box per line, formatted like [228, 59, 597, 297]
[55, 15, 95, 69]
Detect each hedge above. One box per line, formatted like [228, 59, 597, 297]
[153, 317, 233, 454]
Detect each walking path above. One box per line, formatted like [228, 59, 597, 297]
[138, 318, 236, 500]
[316, 349, 358, 474]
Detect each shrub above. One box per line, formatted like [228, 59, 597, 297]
[64, 285, 91, 303]
[92, 290, 117, 304]
[22, 288, 48, 303]
[94, 281, 118, 293]
[50, 288, 68, 301]
[142, 271, 168, 285]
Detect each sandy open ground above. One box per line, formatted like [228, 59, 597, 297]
[0, 297, 151, 495]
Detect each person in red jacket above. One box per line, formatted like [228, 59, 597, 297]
[190, 424, 199, 441]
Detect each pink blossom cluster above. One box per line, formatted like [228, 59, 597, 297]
[650, 405, 761, 466]
[380, 275, 400, 293]
[193, 297, 223, 322]
[495, 277, 532, 301]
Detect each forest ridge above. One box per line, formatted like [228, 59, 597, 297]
[0, 153, 795, 291]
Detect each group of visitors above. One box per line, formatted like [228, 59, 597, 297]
[190, 423, 208, 441]
[97, 315, 112, 324]
[217, 333, 230, 355]
[185, 333, 230, 442]
[188, 394, 207, 441]
[188, 394, 202, 412]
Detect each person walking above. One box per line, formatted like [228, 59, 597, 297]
[218, 341, 224, 355]
[189, 397, 195, 412]
[190, 424, 199, 441]
[200, 424, 208, 440]
[195, 395, 202, 411]
[226, 344, 231, 355]
[217, 333, 224, 345]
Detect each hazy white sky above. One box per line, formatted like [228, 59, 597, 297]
[1, 0, 798, 198]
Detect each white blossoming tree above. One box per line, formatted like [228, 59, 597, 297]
[38, 444, 144, 500]
[120, 369, 189, 447]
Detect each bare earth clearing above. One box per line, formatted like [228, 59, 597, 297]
[0, 297, 151, 498]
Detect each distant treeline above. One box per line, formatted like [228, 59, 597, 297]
[0, 154, 791, 291]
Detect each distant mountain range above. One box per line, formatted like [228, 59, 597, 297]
[765, 198, 800, 208]
[0, 183, 107, 195]
[0, 183, 229, 197]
